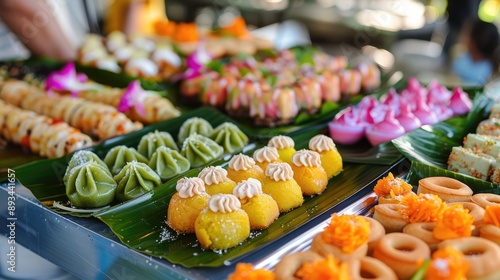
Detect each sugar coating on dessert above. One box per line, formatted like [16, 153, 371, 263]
[253, 146, 280, 163]
[309, 134, 336, 153]
[233, 178, 263, 199]
[268, 135, 295, 149]
[292, 149, 322, 167]
[265, 162, 294, 182]
[176, 177, 206, 198]
[208, 194, 241, 213]
[229, 154, 255, 171]
[198, 166, 229, 185]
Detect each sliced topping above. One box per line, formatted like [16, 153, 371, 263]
[433, 204, 474, 240]
[292, 149, 322, 167]
[425, 246, 468, 280]
[228, 263, 275, 280]
[176, 177, 206, 198]
[253, 146, 280, 163]
[268, 135, 295, 150]
[208, 194, 241, 213]
[309, 135, 336, 153]
[265, 162, 294, 182]
[295, 255, 351, 280]
[233, 178, 263, 199]
[483, 205, 500, 226]
[198, 166, 229, 186]
[399, 193, 445, 223]
[373, 172, 413, 199]
[321, 213, 370, 253]
[229, 154, 256, 171]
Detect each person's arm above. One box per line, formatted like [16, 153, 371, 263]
[0, 0, 77, 60]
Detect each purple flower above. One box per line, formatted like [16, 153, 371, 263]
[45, 62, 100, 97]
[118, 80, 146, 116]
[183, 41, 213, 79]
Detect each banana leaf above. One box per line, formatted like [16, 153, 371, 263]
[9, 107, 245, 217]
[94, 157, 405, 267]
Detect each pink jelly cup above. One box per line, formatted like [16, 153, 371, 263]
[328, 121, 366, 145]
[365, 110, 406, 146]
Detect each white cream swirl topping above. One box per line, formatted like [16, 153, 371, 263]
[233, 178, 263, 199]
[253, 146, 280, 163]
[309, 135, 336, 153]
[228, 154, 255, 171]
[268, 135, 295, 149]
[265, 163, 294, 182]
[292, 149, 322, 167]
[208, 194, 241, 213]
[176, 177, 206, 198]
[198, 166, 228, 185]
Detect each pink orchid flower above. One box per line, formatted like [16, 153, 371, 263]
[118, 80, 146, 116]
[45, 62, 100, 97]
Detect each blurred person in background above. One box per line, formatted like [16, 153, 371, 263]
[444, 0, 482, 56]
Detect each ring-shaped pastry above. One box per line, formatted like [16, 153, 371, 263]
[361, 216, 385, 256]
[450, 201, 485, 236]
[471, 193, 500, 208]
[274, 251, 322, 280]
[349, 256, 398, 280]
[417, 177, 472, 203]
[480, 224, 500, 246]
[373, 204, 408, 233]
[403, 222, 440, 252]
[310, 233, 368, 262]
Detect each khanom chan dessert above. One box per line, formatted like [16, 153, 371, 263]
[198, 166, 237, 195]
[113, 161, 162, 202]
[479, 205, 500, 244]
[328, 106, 366, 145]
[432, 204, 474, 240]
[310, 214, 370, 262]
[252, 146, 282, 171]
[437, 237, 500, 280]
[137, 130, 178, 159]
[471, 193, 500, 208]
[227, 153, 265, 183]
[180, 133, 224, 168]
[308, 134, 343, 178]
[403, 222, 441, 252]
[233, 178, 279, 230]
[64, 160, 117, 208]
[177, 117, 214, 144]
[290, 149, 328, 195]
[104, 145, 149, 175]
[209, 122, 249, 153]
[447, 146, 496, 181]
[148, 147, 190, 182]
[423, 246, 468, 280]
[268, 135, 296, 164]
[195, 194, 250, 250]
[417, 177, 473, 203]
[373, 232, 431, 280]
[167, 177, 210, 234]
[228, 263, 275, 280]
[261, 162, 303, 212]
[373, 172, 413, 204]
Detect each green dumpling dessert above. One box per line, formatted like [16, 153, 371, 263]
[209, 122, 249, 153]
[104, 145, 149, 175]
[114, 161, 162, 202]
[181, 133, 224, 168]
[137, 130, 178, 159]
[178, 117, 214, 144]
[63, 150, 110, 183]
[149, 146, 191, 182]
[64, 160, 117, 208]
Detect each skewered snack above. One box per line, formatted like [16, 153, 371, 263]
[0, 100, 93, 158]
[0, 80, 143, 140]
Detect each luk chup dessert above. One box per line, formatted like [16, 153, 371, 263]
[64, 160, 117, 208]
[227, 153, 265, 183]
[114, 161, 162, 202]
[308, 134, 343, 178]
[177, 117, 214, 144]
[149, 146, 190, 182]
[252, 146, 282, 172]
[233, 178, 279, 230]
[290, 149, 328, 195]
[104, 145, 149, 175]
[181, 133, 224, 167]
[198, 166, 237, 195]
[261, 162, 303, 212]
[137, 130, 178, 159]
[167, 177, 210, 234]
[195, 194, 250, 250]
[209, 122, 249, 153]
[267, 135, 296, 164]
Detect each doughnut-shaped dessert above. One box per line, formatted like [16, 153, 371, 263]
[450, 201, 485, 236]
[362, 216, 385, 256]
[273, 251, 322, 280]
[348, 257, 397, 280]
[438, 237, 500, 280]
[373, 232, 431, 280]
[373, 172, 413, 204]
[471, 193, 500, 208]
[373, 204, 408, 233]
[402, 222, 440, 251]
[480, 224, 500, 245]
[479, 205, 500, 245]
[417, 177, 472, 203]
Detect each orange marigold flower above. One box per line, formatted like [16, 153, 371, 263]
[229, 263, 275, 280]
[399, 193, 446, 223]
[295, 255, 352, 280]
[173, 23, 199, 43]
[484, 205, 500, 227]
[433, 204, 474, 240]
[373, 172, 413, 199]
[321, 214, 370, 254]
[425, 246, 468, 280]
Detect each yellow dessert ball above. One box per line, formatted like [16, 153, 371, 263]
[261, 177, 303, 212]
[167, 192, 210, 234]
[240, 194, 280, 230]
[320, 149, 343, 178]
[205, 180, 237, 195]
[227, 166, 265, 183]
[292, 165, 328, 195]
[195, 209, 250, 250]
